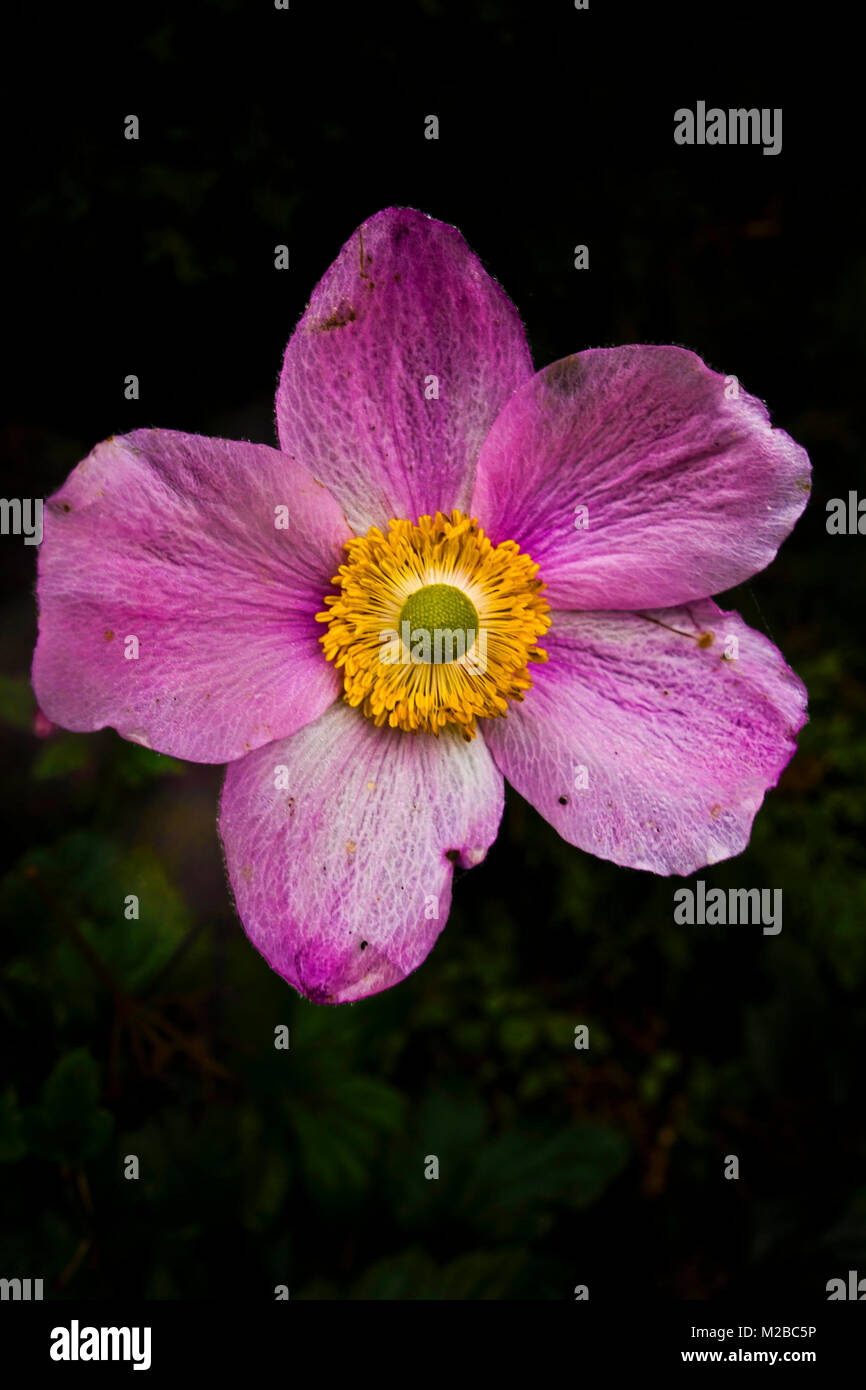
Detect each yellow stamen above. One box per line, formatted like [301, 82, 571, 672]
[316, 510, 550, 739]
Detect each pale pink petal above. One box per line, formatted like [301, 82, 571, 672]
[472, 347, 811, 609]
[219, 701, 504, 1003]
[276, 207, 533, 535]
[484, 600, 807, 875]
[33, 429, 350, 762]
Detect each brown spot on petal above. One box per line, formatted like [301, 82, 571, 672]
[317, 303, 356, 331]
[345, 840, 356, 856]
[710, 804, 722, 819]
[241, 865, 253, 881]
[358, 228, 372, 279]
[104, 629, 114, 641]
[697, 631, 714, 649]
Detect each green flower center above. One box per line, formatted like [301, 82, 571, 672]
[399, 583, 479, 664]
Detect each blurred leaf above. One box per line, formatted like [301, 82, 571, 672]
[26, 1048, 113, 1164]
[3, 832, 193, 1004]
[287, 1075, 404, 1199]
[436, 1248, 528, 1299]
[0, 675, 34, 730]
[238, 1107, 292, 1233]
[31, 735, 91, 780]
[458, 1124, 630, 1238]
[113, 742, 186, 788]
[349, 1247, 528, 1300]
[350, 1249, 436, 1299]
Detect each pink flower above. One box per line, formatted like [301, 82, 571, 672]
[32, 207, 810, 1004]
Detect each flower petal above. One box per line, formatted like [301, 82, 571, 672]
[33, 429, 350, 762]
[484, 600, 807, 875]
[471, 346, 811, 609]
[276, 207, 533, 536]
[219, 701, 504, 1003]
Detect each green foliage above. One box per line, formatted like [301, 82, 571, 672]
[346, 1247, 530, 1300]
[287, 1075, 405, 1199]
[32, 735, 91, 780]
[3, 831, 194, 1014]
[25, 1049, 113, 1165]
[0, 675, 34, 731]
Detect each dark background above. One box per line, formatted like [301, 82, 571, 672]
[1, 0, 864, 1300]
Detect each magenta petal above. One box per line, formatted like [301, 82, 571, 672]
[471, 347, 811, 609]
[276, 207, 533, 535]
[484, 600, 807, 876]
[32, 429, 351, 763]
[219, 702, 505, 1003]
